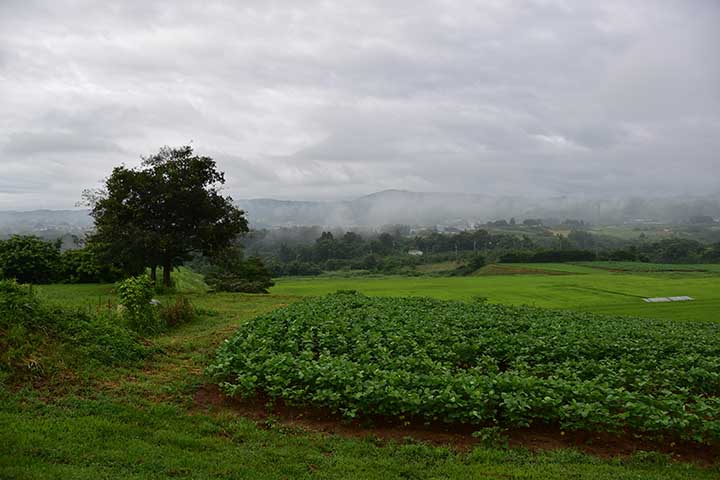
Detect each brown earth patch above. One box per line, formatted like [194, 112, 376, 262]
[478, 265, 577, 276]
[580, 265, 708, 273]
[193, 384, 719, 466]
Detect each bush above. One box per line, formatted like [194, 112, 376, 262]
[0, 236, 126, 285]
[276, 260, 322, 277]
[323, 258, 349, 271]
[453, 255, 486, 276]
[117, 275, 160, 333]
[158, 297, 197, 327]
[59, 247, 124, 283]
[0, 280, 43, 372]
[0, 235, 61, 283]
[605, 249, 638, 261]
[205, 246, 275, 293]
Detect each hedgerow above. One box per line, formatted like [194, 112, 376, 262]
[209, 292, 720, 442]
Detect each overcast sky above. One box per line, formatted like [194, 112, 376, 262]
[1, 0, 719, 209]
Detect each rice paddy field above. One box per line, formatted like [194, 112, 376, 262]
[272, 262, 720, 322]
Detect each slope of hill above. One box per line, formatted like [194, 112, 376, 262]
[0, 209, 93, 239]
[237, 190, 720, 228]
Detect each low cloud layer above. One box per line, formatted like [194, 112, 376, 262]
[1, 0, 719, 209]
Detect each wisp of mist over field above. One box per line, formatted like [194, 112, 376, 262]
[0, 0, 719, 212]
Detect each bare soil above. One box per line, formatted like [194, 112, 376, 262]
[478, 265, 576, 276]
[194, 384, 719, 466]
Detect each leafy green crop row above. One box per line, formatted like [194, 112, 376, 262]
[209, 293, 720, 442]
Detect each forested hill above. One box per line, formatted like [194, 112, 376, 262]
[0, 209, 93, 235]
[236, 190, 720, 228]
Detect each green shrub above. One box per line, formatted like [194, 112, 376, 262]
[59, 247, 124, 283]
[0, 279, 148, 377]
[0, 236, 125, 284]
[117, 275, 159, 333]
[453, 255, 486, 276]
[205, 246, 274, 293]
[158, 297, 196, 327]
[0, 280, 43, 372]
[0, 235, 61, 283]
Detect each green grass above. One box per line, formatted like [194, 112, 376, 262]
[3, 267, 720, 478]
[34, 267, 208, 312]
[272, 264, 720, 322]
[575, 261, 720, 273]
[508, 263, 606, 274]
[5, 392, 716, 480]
[36, 282, 117, 310]
[589, 224, 720, 243]
[170, 266, 210, 293]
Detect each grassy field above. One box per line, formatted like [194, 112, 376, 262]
[3, 265, 720, 478]
[589, 224, 720, 243]
[574, 261, 720, 273]
[272, 263, 720, 322]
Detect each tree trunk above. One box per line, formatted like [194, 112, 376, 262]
[162, 259, 172, 287]
[150, 265, 157, 283]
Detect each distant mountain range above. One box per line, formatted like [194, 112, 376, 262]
[237, 190, 512, 227]
[0, 209, 93, 233]
[1, 190, 719, 236]
[236, 190, 720, 228]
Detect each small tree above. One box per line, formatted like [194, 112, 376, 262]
[87, 146, 249, 286]
[205, 244, 274, 293]
[117, 275, 158, 333]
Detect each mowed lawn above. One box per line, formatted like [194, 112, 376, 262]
[271, 263, 720, 322]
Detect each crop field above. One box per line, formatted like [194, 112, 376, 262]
[272, 263, 720, 322]
[211, 293, 720, 440]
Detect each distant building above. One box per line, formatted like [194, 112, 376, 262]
[408, 249, 424, 256]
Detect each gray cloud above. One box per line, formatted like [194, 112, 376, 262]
[0, 0, 718, 209]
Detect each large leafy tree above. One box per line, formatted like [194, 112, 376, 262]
[87, 146, 248, 286]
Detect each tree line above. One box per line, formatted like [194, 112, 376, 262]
[242, 227, 720, 276]
[1, 145, 719, 285]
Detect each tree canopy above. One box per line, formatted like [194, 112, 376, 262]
[0, 235, 61, 283]
[87, 146, 248, 286]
